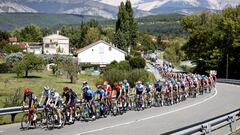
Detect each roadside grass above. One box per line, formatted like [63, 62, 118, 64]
[0, 70, 98, 124]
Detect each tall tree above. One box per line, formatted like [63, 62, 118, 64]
[114, 0, 138, 52]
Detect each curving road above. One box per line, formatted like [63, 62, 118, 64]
[0, 63, 240, 135]
[0, 83, 240, 135]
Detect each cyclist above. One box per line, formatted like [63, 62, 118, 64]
[82, 82, 96, 119]
[102, 81, 112, 106]
[123, 80, 130, 96]
[135, 81, 145, 107]
[62, 87, 76, 123]
[48, 89, 63, 127]
[39, 85, 51, 108]
[22, 88, 38, 122]
[95, 85, 107, 112]
[113, 82, 122, 100]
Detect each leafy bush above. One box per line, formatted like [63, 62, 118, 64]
[5, 52, 23, 65]
[0, 63, 11, 73]
[102, 68, 153, 87]
[129, 56, 146, 69]
[104, 60, 131, 72]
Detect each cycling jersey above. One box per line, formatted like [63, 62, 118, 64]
[42, 89, 51, 106]
[145, 84, 151, 93]
[96, 89, 106, 100]
[135, 84, 144, 95]
[83, 88, 94, 102]
[123, 82, 130, 94]
[62, 90, 76, 107]
[24, 92, 37, 109]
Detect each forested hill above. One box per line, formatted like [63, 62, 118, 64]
[0, 13, 185, 36]
[137, 13, 185, 36]
[0, 13, 104, 31]
[99, 13, 186, 36]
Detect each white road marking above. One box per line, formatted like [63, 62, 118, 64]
[76, 88, 218, 135]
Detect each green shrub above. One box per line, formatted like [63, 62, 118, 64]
[102, 68, 153, 87]
[0, 63, 11, 73]
[129, 56, 146, 69]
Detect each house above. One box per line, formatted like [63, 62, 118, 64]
[26, 42, 43, 54]
[15, 42, 42, 54]
[42, 31, 69, 55]
[9, 37, 17, 45]
[77, 40, 127, 65]
[15, 42, 28, 52]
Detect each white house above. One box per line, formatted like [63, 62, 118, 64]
[77, 40, 127, 65]
[42, 31, 69, 55]
[26, 42, 43, 54]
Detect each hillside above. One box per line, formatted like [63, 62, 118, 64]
[0, 13, 104, 31]
[0, 13, 185, 36]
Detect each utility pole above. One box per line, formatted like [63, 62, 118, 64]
[226, 53, 229, 79]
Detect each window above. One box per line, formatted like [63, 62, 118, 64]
[45, 44, 49, 48]
[109, 47, 112, 51]
[99, 46, 104, 54]
[92, 49, 94, 51]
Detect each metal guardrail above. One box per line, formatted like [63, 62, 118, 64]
[162, 108, 240, 135]
[217, 79, 240, 85]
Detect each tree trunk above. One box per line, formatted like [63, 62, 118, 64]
[25, 70, 28, 78]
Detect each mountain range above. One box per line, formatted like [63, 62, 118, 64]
[0, 0, 239, 18]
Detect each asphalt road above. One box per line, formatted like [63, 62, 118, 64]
[0, 65, 240, 135]
[0, 83, 239, 135]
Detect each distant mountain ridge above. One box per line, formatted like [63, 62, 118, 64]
[0, 0, 239, 18]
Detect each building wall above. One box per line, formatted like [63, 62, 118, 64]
[78, 42, 125, 64]
[27, 46, 42, 54]
[43, 35, 69, 55]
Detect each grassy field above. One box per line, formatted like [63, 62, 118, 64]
[0, 70, 98, 124]
[0, 67, 156, 124]
[0, 71, 97, 107]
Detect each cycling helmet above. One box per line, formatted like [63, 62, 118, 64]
[97, 85, 102, 89]
[119, 81, 123, 85]
[103, 81, 108, 85]
[63, 86, 69, 91]
[137, 80, 142, 84]
[24, 88, 30, 95]
[123, 80, 127, 83]
[83, 81, 88, 85]
[44, 85, 49, 91]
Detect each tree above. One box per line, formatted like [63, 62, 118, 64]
[129, 56, 146, 69]
[0, 30, 10, 42]
[114, 0, 138, 52]
[163, 38, 185, 65]
[60, 57, 80, 83]
[4, 45, 23, 54]
[13, 24, 43, 42]
[113, 30, 127, 50]
[13, 54, 44, 77]
[181, 6, 240, 78]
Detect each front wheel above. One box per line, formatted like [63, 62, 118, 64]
[21, 114, 29, 130]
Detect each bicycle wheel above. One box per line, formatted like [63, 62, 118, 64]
[35, 112, 43, 128]
[46, 112, 54, 130]
[21, 114, 29, 130]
